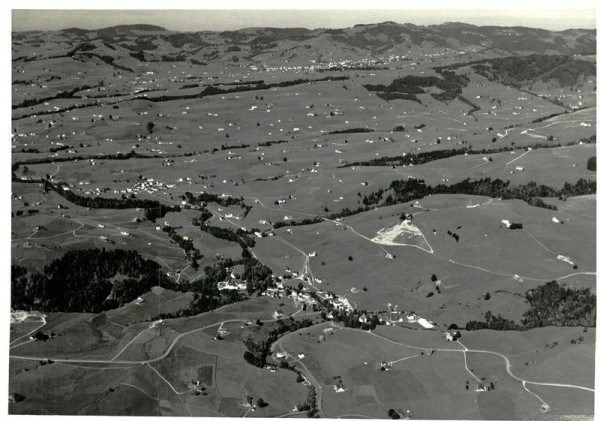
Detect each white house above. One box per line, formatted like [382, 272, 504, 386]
[417, 318, 434, 329]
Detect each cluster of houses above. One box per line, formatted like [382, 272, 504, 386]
[378, 309, 434, 329]
[217, 268, 248, 291]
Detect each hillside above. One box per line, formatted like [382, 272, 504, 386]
[10, 18, 596, 419]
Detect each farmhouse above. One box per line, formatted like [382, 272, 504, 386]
[273, 310, 284, 319]
[417, 318, 434, 329]
[475, 383, 488, 392]
[333, 384, 346, 393]
[217, 280, 247, 291]
[445, 330, 461, 341]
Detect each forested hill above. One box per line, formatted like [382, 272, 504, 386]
[11, 249, 177, 313]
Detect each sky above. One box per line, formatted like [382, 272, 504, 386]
[10, 3, 598, 32]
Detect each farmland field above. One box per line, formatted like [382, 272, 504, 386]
[8, 11, 596, 420]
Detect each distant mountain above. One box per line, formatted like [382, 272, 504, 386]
[12, 21, 596, 66]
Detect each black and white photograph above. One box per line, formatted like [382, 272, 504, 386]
[5, 2, 597, 419]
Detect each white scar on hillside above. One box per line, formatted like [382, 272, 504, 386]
[371, 220, 434, 253]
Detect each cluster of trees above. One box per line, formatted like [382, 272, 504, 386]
[327, 206, 369, 221]
[362, 188, 386, 206]
[296, 386, 318, 417]
[466, 311, 521, 331]
[242, 255, 275, 295]
[243, 318, 314, 368]
[472, 54, 596, 88]
[200, 225, 256, 249]
[154, 289, 247, 321]
[458, 95, 481, 115]
[48, 145, 72, 153]
[221, 143, 249, 150]
[43, 179, 181, 222]
[522, 281, 595, 328]
[182, 191, 245, 208]
[162, 225, 202, 268]
[11, 249, 177, 313]
[447, 230, 460, 242]
[466, 281, 595, 331]
[273, 216, 324, 229]
[258, 140, 288, 147]
[344, 312, 380, 330]
[587, 156, 596, 171]
[12, 79, 34, 85]
[364, 70, 469, 103]
[388, 409, 410, 419]
[191, 210, 212, 225]
[328, 128, 374, 134]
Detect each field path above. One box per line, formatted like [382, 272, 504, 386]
[9, 315, 47, 348]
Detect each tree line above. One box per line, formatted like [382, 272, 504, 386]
[385, 177, 595, 210]
[340, 136, 596, 169]
[42, 179, 181, 222]
[243, 318, 314, 368]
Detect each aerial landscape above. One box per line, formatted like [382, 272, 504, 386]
[8, 9, 597, 419]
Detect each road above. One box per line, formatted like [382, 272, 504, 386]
[10, 313, 320, 366]
[276, 341, 325, 418]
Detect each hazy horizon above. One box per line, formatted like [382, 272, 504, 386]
[12, 9, 597, 33]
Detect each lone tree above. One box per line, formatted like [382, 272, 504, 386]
[587, 156, 596, 171]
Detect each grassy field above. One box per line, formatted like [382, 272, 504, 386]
[275, 324, 587, 419]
